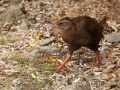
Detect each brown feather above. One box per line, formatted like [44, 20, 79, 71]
[53, 15, 107, 51]
[51, 15, 107, 72]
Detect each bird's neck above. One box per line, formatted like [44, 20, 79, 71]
[61, 26, 78, 43]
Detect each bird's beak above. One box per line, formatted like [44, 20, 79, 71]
[51, 25, 59, 30]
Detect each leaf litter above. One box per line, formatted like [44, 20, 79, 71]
[0, 0, 120, 90]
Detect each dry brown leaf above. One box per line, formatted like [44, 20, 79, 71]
[107, 52, 112, 58]
[24, 12, 31, 17]
[117, 26, 120, 31]
[115, 44, 120, 49]
[1, 4, 9, 7]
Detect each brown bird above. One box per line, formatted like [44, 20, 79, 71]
[52, 15, 107, 72]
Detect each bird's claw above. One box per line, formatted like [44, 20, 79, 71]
[51, 65, 65, 72]
[94, 62, 100, 66]
[90, 62, 100, 67]
[55, 65, 64, 72]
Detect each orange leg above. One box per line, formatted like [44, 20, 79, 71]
[55, 53, 72, 72]
[93, 50, 100, 66]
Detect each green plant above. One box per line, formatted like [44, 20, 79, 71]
[42, 71, 51, 77]
[42, 64, 56, 77]
[0, 23, 4, 28]
[44, 63, 57, 70]
[44, 64, 53, 70]
[0, 22, 13, 29]
[0, 36, 6, 44]
[79, 0, 84, 2]
[0, 36, 14, 44]
[37, 82, 46, 88]
[56, 4, 61, 8]
[2, 82, 10, 89]
[17, 57, 28, 67]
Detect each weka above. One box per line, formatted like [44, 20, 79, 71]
[52, 15, 107, 72]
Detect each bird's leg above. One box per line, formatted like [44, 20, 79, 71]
[55, 53, 72, 72]
[54, 44, 79, 72]
[93, 50, 100, 66]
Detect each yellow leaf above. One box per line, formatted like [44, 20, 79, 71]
[7, 54, 11, 59]
[29, 42, 35, 47]
[35, 34, 40, 40]
[66, 74, 68, 78]
[49, 56, 56, 63]
[31, 73, 37, 79]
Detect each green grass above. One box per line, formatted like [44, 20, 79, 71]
[0, 36, 6, 44]
[78, 0, 84, 2]
[37, 82, 46, 88]
[44, 64, 54, 71]
[17, 57, 29, 67]
[0, 36, 14, 44]
[0, 23, 4, 28]
[9, 54, 29, 67]
[0, 23, 13, 29]
[37, 78, 53, 88]
[56, 4, 61, 8]
[42, 71, 51, 77]
[1, 82, 11, 89]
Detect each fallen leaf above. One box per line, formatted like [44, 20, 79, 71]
[49, 56, 56, 63]
[24, 12, 30, 17]
[66, 74, 68, 78]
[115, 44, 120, 48]
[2, 4, 9, 7]
[108, 52, 112, 58]
[31, 73, 37, 79]
[35, 34, 40, 40]
[29, 42, 35, 47]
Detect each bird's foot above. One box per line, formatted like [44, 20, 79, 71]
[55, 65, 65, 72]
[93, 62, 100, 66]
[90, 62, 100, 67]
[50, 65, 65, 72]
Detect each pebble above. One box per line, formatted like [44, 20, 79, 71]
[21, 19, 31, 27]
[76, 81, 91, 90]
[52, 73, 67, 86]
[1, 31, 9, 34]
[29, 46, 60, 58]
[63, 81, 91, 90]
[62, 84, 77, 90]
[29, 48, 41, 58]
[105, 33, 120, 43]
[100, 49, 108, 58]
[40, 37, 55, 46]
[36, 14, 43, 19]
[0, 60, 5, 65]
[67, 78, 72, 85]
[117, 81, 120, 88]
[107, 81, 117, 89]
[78, 68, 84, 74]
[93, 72, 102, 75]
[12, 78, 22, 87]
[39, 46, 60, 53]
[19, 19, 31, 30]
[19, 22, 29, 30]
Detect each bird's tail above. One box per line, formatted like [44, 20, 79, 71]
[99, 15, 107, 26]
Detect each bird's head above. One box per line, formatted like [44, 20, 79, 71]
[51, 17, 72, 31]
